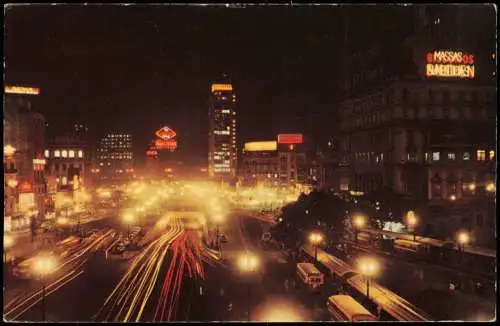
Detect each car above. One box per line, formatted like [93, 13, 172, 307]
[112, 245, 126, 255]
[262, 232, 272, 242]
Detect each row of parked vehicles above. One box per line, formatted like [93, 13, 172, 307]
[296, 262, 378, 321]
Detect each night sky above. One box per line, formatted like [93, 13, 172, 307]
[5, 4, 344, 163]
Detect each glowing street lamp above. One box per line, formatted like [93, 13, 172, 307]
[237, 251, 260, 321]
[457, 231, 470, 267]
[486, 182, 495, 193]
[406, 210, 418, 242]
[33, 254, 57, 321]
[309, 232, 323, 264]
[4, 234, 14, 263]
[123, 213, 135, 238]
[352, 214, 365, 242]
[4, 144, 16, 157]
[358, 257, 379, 300]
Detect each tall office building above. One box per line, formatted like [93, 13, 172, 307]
[208, 76, 237, 180]
[3, 85, 46, 226]
[96, 132, 134, 184]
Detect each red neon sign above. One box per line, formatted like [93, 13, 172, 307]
[278, 134, 303, 145]
[154, 138, 177, 150]
[155, 126, 177, 140]
[19, 181, 33, 193]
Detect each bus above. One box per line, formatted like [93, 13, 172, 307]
[296, 262, 324, 290]
[393, 239, 430, 255]
[327, 295, 378, 321]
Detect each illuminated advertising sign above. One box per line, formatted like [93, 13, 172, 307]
[154, 138, 178, 150]
[244, 141, 277, 152]
[155, 126, 177, 140]
[19, 181, 33, 193]
[146, 149, 158, 157]
[5, 85, 40, 95]
[425, 51, 475, 79]
[277, 134, 303, 145]
[211, 84, 233, 92]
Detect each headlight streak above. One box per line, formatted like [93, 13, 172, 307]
[5, 230, 116, 321]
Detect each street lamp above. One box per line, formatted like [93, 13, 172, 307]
[4, 234, 14, 263]
[237, 251, 260, 322]
[33, 253, 57, 321]
[457, 231, 470, 266]
[309, 232, 323, 264]
[406, 210, 418, 242]
[352, 214, 365, 242]
[123, 213, 135, 238]
[486, 182, 495, 193]
[358, 256, 379, 300]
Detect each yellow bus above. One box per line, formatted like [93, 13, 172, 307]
[296, 262, 324, 290]
[327, 295, 378, 321]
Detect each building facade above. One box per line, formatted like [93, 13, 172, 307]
[95, 132, 134, 184]
[3, 85, 47, 227]
[331, 5, 496, 246]
[208, 76, 237, 181]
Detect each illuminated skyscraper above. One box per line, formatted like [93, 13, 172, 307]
[208, 76, 237, 180]
[96, 132, 134, 183]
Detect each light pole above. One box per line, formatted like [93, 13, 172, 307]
[237, 251, 260, 322]
[309, 232, 323, 264]
[123, 213, 135, 239]
[353, 215, 365, 243]
[4, 234, 14, 264]
[33, 254, 57, 321]
[358, 257, 379, 300]
[406, 210, 418, 242]
[457, 231, 469, 267]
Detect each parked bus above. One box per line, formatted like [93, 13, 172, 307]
[296, 262, 324, 290]
[327, 295, 378, 321]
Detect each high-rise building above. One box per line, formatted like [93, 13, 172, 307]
[96, 132, 134, 184]
[208, 76, 237, 180]
[3, 85, 46, 227]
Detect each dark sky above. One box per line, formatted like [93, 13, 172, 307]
[4, 4, 343, 163]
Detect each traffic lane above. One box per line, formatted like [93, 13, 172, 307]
[9, 253, 126, 322]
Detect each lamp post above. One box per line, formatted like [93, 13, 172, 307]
[353, 215, 365, 243]
[457, 231, 469, 267]
[123, 213, 135, 239]
[309, 232, 323, 264]
[358, 257, 379, 300]
[237, 251, 260, 322]
[33, 254, 57, 321]
[406, 210, 418, 242]
[4, 234, 14, 264]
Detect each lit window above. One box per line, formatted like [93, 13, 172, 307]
[62, 150, 68, 158]
[489, 150, 495, 160]
[100, 162, 104, 166]
[69, 150, 75, 158]
[476, 150, 485, 161]
[447, 152, 456, 161]
[44, 150, 50, 158]
[463, 152, 470, 160]
[78, 150, 83, 158]
[54, 150, 60, 158]
[432, 152, 440, 161]
[62, 176, 68, 185]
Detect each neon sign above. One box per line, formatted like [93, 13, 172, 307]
[244, 141, 277, 152]
[5, 85, 40, 95]
[278, 134, 303, 145]
[211, 84, 233, 92]
[425, 51, 475, 79]
[154, 138, 177, 150]
[155, 126, 177, 140]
